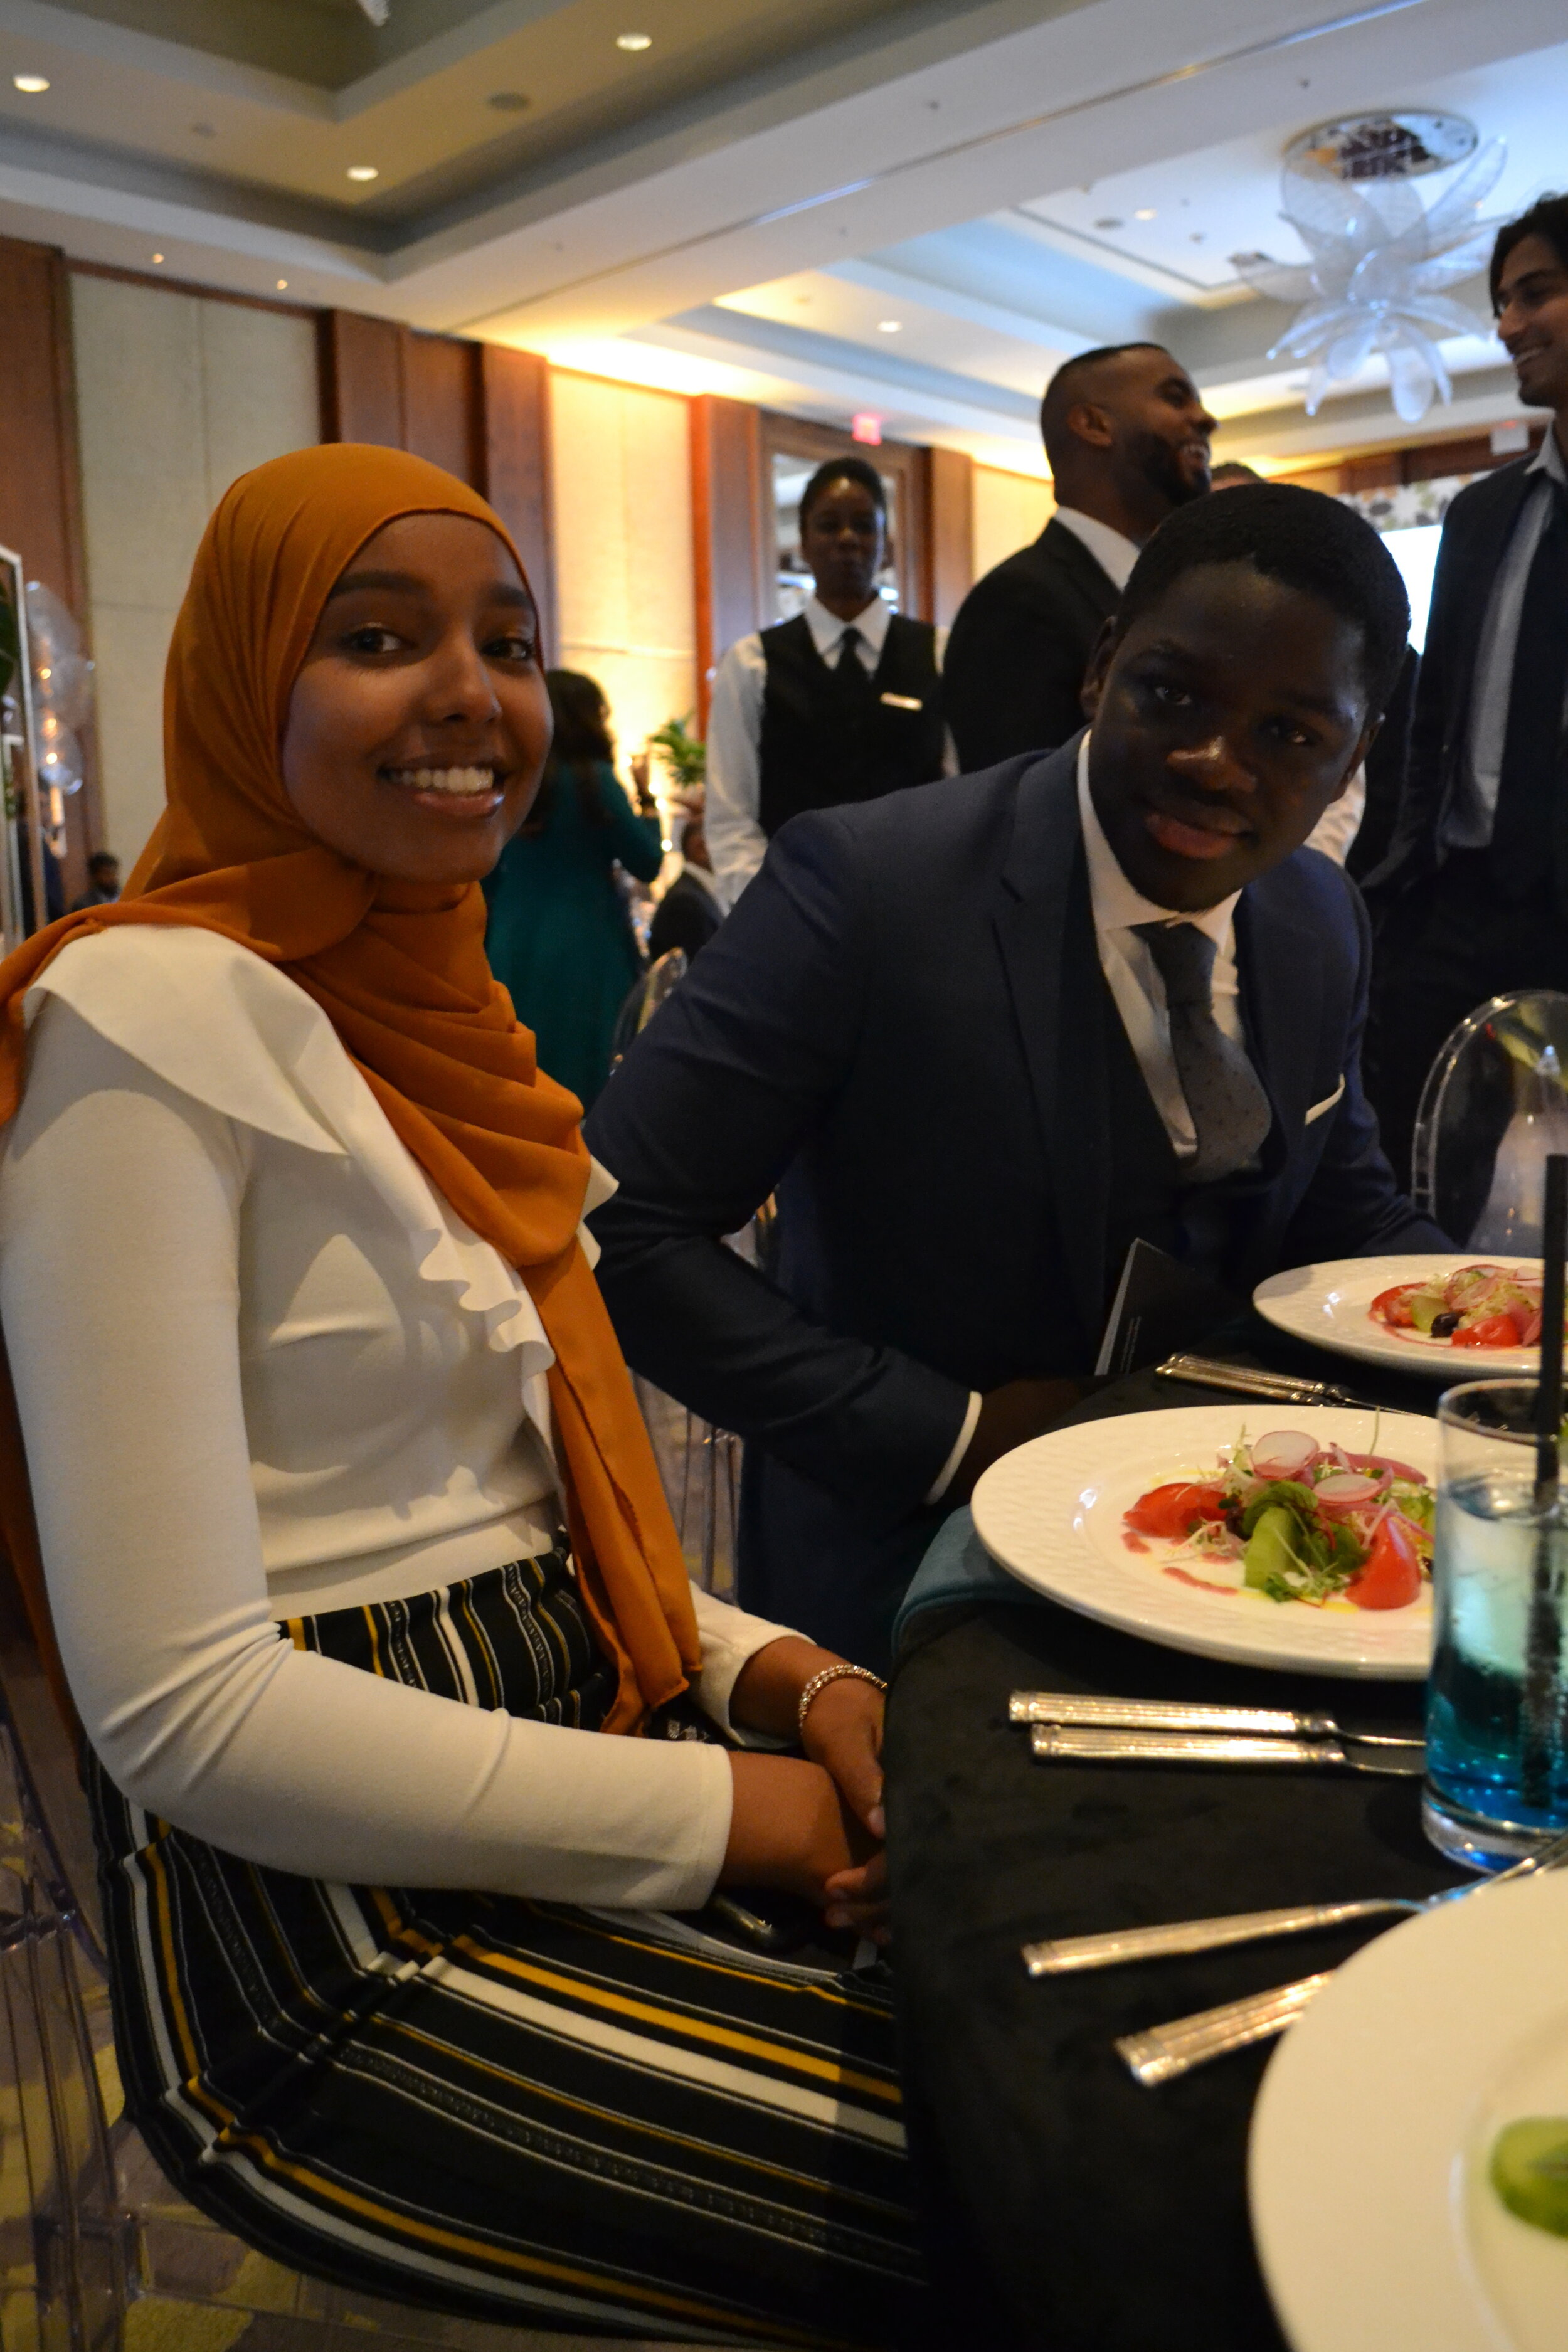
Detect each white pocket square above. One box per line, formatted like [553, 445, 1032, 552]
[1305, 1076, 1346, 1126]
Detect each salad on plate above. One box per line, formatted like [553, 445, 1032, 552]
[1122, 1426, 1434, 1612]
[1370, 1263, 1550, 1350]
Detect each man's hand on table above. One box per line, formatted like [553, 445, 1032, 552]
[948, 1377, 1097, 1503]
[724, 1636, 889, 1942]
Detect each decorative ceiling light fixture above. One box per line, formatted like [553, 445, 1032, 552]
[1234, 111, 1507, 423]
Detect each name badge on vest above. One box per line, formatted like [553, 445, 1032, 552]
[880, 691, 924, 711]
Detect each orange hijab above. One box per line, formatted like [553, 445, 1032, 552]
[0, 442, 700, 1733]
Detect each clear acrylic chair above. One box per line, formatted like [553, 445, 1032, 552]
[1411, 990, 1568, 1250]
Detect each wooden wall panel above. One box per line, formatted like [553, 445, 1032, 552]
[690, 394, 765, 730]
[0, 234, 98, 895]
[318, 310, 407, 448]
[922, 446, 973, 625]
[478, 345, 554, 657]
[403, 331, 481, 484]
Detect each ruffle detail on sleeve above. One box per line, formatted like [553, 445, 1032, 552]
[24, 926, 560, 1368]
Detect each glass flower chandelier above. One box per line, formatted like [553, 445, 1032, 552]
[1234, 130, 1507, 423]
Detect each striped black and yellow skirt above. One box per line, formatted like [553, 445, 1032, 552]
[88, 1545, 923, 2348]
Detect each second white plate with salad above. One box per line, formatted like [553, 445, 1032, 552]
[1253, 1253, 1546, 1378]
[970, 1404, 1437, 1677]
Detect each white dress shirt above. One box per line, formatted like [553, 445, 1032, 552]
[0, 926, 802, 1911]
[706, 592, 955, 910]
[1445, 426, 1568, 847]
[1049, 505, 1142, 593]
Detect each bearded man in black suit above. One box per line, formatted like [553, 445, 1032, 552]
[943, 342, 1216, 770]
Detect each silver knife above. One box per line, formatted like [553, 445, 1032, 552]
[1009, 1693, 1423, 1747]
[1156, 1353, 1369, 1407]
[1029, 1725, 1423, 1775]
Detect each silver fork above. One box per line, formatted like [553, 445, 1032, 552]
[1026, 1818, 1568, 1978]
[1109, 1826, 1568, 2086]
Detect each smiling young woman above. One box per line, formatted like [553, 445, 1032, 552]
[0, 445, 921, 2348]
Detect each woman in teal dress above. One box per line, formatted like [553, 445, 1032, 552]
[484, 668, 664, 1106]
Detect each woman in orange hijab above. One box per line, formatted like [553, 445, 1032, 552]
[0, 445, 920, 2348]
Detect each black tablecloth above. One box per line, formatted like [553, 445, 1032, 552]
[883, 1318, 1458, 2351]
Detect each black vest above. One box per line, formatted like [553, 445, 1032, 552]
[757, 612, 945, 837]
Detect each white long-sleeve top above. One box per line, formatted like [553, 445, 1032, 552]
[0, 925, 797, 1910]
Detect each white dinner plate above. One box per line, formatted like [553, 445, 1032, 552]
[1250, 1868, 1568, 2352]
[969, 1403, 1435, 1679]
[1253, 1253, 1544, 1380]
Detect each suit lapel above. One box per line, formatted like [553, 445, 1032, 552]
[1234, 876, 1322, 1160]
[992, 741, 1110, 1347]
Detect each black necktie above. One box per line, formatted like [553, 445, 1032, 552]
[833, 625, 874, 700]
[1490, 479, 1568, 901]
[1134, 921, 1273, 1182]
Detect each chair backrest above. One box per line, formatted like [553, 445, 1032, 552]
[609, 947, 688, 1073]
[1411, 990, 1568, 1251]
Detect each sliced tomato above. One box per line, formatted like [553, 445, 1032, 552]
[1370, 1284, 1416, 1328]
[1452, 1313, 1521, 1348]
[1124, 1482, 1227, 1539]
[1345, 1515, 1422, 1611]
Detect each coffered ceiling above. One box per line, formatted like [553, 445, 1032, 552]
[1, 0, 1563, 471]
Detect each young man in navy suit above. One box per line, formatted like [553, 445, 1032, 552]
[585, 487, 1446, 1667]
[1365, 194, 1568, 1182]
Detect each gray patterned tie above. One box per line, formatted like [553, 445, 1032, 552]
[1134, 921, 1273, 1182]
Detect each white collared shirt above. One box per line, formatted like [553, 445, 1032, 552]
[1076, 734, 1245, 1160]
[706, 592, 955, 909]
[1050, 506, 1142, 593]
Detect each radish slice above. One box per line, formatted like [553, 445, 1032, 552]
[1314, 1470, 1383, 1507]
[1346, 1452, 1424, 1484]
[1251, 1431, 1319, 1478]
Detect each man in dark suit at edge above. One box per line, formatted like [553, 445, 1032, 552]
[942, 342, 1216, 770]
[1364, 194, 1568, 1183]
[585, 488, 1448, 1668]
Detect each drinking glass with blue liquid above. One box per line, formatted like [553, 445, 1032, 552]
[1426, 1380, 1568, 1870]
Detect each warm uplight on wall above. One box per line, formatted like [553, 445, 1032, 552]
[346, 164, 379, 181]
[13, 73, 50, 93]
[616, 33, 652, 49]
[877, 319, 902, 333]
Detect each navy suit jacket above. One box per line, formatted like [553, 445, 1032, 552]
[585, 738, 1445, 1664]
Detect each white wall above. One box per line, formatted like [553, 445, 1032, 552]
[548, 370, 696, 783]
[972, 464, 1054, 585]
[72, 275, 319, 864]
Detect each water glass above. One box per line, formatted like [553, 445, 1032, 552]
[1425, 1379, 1568, 1872]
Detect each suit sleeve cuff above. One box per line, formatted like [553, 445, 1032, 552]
[924, 1391, 982, 1505]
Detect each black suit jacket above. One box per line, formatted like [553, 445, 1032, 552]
[647, 867, 721, 964]
[1366, 458, 1552, 896]
[943, 517, 1120, 770]
[585, 740, 1444, 1664]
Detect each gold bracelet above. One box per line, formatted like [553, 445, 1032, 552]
[796, 1661, 887, 1740]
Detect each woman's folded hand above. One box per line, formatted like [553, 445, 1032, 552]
[723, 1636, 890, 1941]
[721, 1753, 874, 1908]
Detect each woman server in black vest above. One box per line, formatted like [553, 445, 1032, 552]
[706, 457, 953, 906]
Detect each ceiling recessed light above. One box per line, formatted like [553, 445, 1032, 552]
[1134, 207, 1157, 220]
[13, 73, 49, 93]
[877, 319, 902, 333]
[615, 32, 652, 50]
[487, 89, 530, 111]
[1094, 216, 1123, 230]
[276, 278, 289, 290]
[346, 164, 379, 181]
[151, 253, 164, 265]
